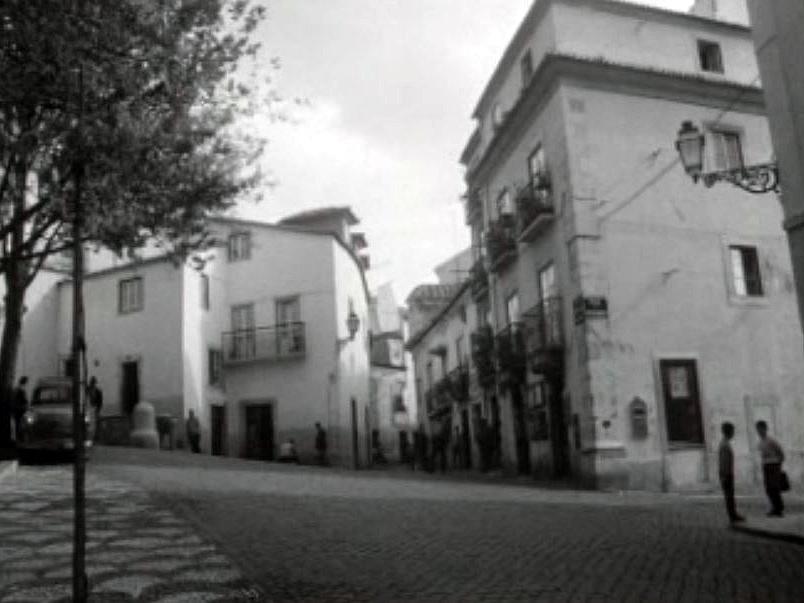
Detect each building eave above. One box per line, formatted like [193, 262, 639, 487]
[405, 281, 471, 351]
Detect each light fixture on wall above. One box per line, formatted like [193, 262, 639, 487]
[675, 120, 780, 194]
[337, 309, 361, 348]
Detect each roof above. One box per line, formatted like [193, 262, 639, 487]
[406, 283, 464, 305]
[278, 206, 359, 226]
[405, 281, 471, 351]
[470, 0, 751, 119]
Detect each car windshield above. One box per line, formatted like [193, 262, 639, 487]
[32, 386, 71, 406]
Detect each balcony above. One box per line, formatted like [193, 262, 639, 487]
[470, 325, 496, 390]
[447, 365, 470, 403]
[222, 322, 306, 365]
[515, 173, 554, 243]
[495, 322, 527, 386]
[486, 216, 517, 273]
[523, 297, 564, 377]
[470, 260, 488, 300]
[425, 379, 452, 418]
[464, 191, 483, 225]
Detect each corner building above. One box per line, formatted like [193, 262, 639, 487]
[460, 0, 804, 490]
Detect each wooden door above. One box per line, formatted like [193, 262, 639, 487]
[211, 405, 226, 456]
[245, 404, 274, 460]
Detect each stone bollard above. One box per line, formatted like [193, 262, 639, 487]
[129, 401, 159, 449]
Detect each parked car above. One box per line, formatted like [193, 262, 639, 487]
[18, 377, 96, 454]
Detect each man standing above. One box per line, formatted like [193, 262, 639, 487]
[11, 376, 28, 442]
[718, 422, 744, 523]
[87, 377, 103, 443]
[315, 422, 328, 465]
[186, 409, 201, 453]
[756, 420, 785, 517]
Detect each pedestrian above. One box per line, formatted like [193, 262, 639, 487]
[451, 426, 462, 469]
[86, 376, 103, 443]
[756, 420, 786, 517]
[718, 422, 744, 523]
[186, 409, 201, 453]
[315, 422, 328, 465]
[412, 426, 425, 471]
[11, 376, 28, 442]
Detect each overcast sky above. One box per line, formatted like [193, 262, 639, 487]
[236, 0, 694, 302]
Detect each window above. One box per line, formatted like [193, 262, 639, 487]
[697, 40, 723, 73]
[275, 296, 303, 354]
[506, 292, 520, 325]
[455, 335, 465, 367]
[208, 348, 222, 386]
[227, 232, 251, 262]
[528, 145, 547, 187]
[538, 263, 557, 301]
[708, 129, 743, 171]
[730, 245, 763, 297]
[491, 103, 504, 129]
[230, 303, 255, 360]
[118, 277, 143, 314]
[660, 359, 704, 445]
[520, 50, 534, 87]
[496, 188, 513, 217]
[200, 274, 210, 310]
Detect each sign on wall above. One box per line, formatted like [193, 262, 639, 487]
[573, 295, 608, 325]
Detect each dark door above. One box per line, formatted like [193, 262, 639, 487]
[245, 404, 274, 460]
[211, 405, 226, 456]
[461, 409, 472, 469]
[121, 361, 139, 415]
[547, 380, 570, 477]
[511, 388, 531, 475]
[660, 359, 704, 445]
[351, 397, 359, 469]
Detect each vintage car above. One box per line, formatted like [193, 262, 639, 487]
[18, 377, 96, 454]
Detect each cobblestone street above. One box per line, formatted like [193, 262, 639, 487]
[96, 448, 804, 602]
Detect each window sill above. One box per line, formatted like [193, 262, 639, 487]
[727, 294, 769, 308]
[668, 442, 705, 451]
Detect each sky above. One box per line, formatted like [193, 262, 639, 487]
[235, 0, 694, 302]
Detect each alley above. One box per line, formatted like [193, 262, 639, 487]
[88, 448, 804, 602]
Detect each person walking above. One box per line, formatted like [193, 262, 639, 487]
[718, 422, 744, 523]
[451, 426, 462, 469]
[186, 409, 201, 453]
[86, 377, 103, 443]
[756, 420, 786, 517]
[315, 422, 328, 465]
[11, 376, 28, 442]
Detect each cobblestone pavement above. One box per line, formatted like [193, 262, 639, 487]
[94, 448, 804, 603]
[0, 462, 260, 602]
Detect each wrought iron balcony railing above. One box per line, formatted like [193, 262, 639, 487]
[425, 379, 453, 417]
[222, 322, 306, 365]
[486, 216, 517, 273]
[470, 325, 496, 389]
[523, 297, 564, 377]
[495, 322, 527, 383]
[515, 173, 554, 242]
[447, 365, 470, 402]
[470, 259, 488, 299]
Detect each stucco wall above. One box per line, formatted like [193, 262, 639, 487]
[58, 261, 184, 419]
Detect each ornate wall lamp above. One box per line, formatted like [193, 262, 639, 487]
[675, 120, 780, 194]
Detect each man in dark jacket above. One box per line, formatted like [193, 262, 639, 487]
[11, 376, 28, 442]
[718, 422, 744, 523]
[315, 422, 328, 465]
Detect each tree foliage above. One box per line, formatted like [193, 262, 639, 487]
[0, 0, 270, 430]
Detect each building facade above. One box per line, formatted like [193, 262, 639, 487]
[13, 207, 375, 467]
[438, 0, 804, 491]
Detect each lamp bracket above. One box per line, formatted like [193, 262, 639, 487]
[701, 162, 780, 194]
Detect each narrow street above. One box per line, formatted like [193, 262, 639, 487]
[5, 447, 801, 602]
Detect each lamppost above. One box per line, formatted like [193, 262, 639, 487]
[675, 120, 780, 194]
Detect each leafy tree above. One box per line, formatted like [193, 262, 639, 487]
[0, 0, 269, 445]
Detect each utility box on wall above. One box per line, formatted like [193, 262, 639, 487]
[630, 397, 648, 440]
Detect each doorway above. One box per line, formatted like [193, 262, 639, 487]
[211, 405, 226, 456]
[547, 380, 570, 477]
[121, 360, 139, 415]
[460, 409, 472, 469]
[511, 387, 531, 475]
[351, 397, 359, 469]
[245, 404, 274, 460]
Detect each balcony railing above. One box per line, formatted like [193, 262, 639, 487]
[515, 173, 554, 242]
[486, 216, 517, 273]
[464, 191, 483, 225]
[470, 259, 488, 299]
[523, 297, 564, 376]
[222, 322, 306, 365]
[425, 379, 453, 417]
[495, 322, 527, 385]
[470, 325, 496, 390]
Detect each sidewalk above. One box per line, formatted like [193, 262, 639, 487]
[732, 513, 804, 545]
[0, 464, 262, 602]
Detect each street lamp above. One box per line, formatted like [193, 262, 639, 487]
[675, 120, 780, 194]
[346, 310, 360, 341]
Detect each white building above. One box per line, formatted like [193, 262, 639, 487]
[13, 207, 376, 467]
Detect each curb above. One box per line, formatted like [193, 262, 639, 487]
[731, 523, 804, 546]
[0, 460, 18, 482]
